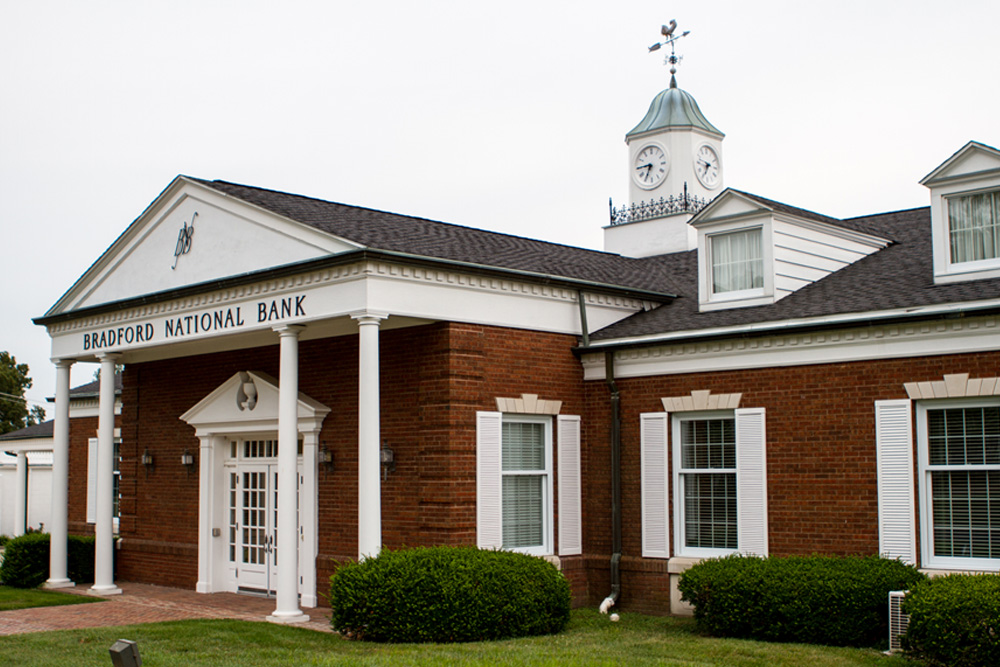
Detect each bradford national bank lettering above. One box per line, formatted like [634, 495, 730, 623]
[82, 295, 307, 351]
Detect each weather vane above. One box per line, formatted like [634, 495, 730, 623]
[647, 20, 690, 85]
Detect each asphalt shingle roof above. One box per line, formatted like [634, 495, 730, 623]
[192, 178, 1000, 343]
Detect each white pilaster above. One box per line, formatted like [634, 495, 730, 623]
[353, 312, 387, 560]
[90, 354, 121, 596]
[300, 431, 319, 608]
[45, 359, 74, 588]
[14, 450, 27, 536]
[196, 435, 215, 594]
[268, 325, 308, 624]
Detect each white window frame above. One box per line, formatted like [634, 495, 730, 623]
[672, 410, 739, 558]
[697, 216, 775, 311]
[917, 397, 1000, 571]
[945, 188, 1000, 270]
[709, 228, 765, 299]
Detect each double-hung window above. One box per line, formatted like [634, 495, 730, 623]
[501, 416, 551, 553]
[948, 191, 1000, 265]
[711, 228, 764, 296]
[918, 400, 1000, 568]
[675, 414, 738, 555]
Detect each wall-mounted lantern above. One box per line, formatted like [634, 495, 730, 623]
[380, 443, 395, 480]
[319, 443, 334, 476]
[141, 449, 154, 477]
[181, 449, 195, 475]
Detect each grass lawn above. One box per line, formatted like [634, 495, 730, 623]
[1, 609, 912, 667]
[0, 585, 104, 611]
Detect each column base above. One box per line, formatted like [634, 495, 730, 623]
[87, 585, 123, 597]
[196, 582, 212, 594]
[43, 579, 75, 589]
[267, 611, 310, 624]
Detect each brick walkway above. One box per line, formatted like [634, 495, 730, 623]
[0, 582, 333, 635]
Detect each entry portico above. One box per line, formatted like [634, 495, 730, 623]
[35, 176, 657, 620]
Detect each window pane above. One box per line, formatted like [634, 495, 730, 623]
[683, 472, 737, 549]
[502, 475, 543, 548]
[681, 419, 735, 470]
[712, 228, 763, 294]
[949, 191, 1000, 263]
[932, 470, 1000, 559]
[503, 422, 545, 471]
[928, 406, 1000, 466]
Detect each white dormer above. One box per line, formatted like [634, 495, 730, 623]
[920, 141, 1000, 285]
[691, 190, 890, 312]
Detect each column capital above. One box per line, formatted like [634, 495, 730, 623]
[350, 311, 389, 326]
[273, 324, 306, 336]
[51, 358, 76, 369]
[96, 352, 122, 361]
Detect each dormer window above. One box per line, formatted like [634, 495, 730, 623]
[948, 190, 1000, 265]
[711, 228, 764, 296]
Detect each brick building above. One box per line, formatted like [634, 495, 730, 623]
[33, 75, 1000, 620]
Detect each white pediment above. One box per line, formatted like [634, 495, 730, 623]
[921, 141, 1000, 187]
[689, 190, 771, 228]
[180, 371, 330, 436]
[48, 176, 361, 315]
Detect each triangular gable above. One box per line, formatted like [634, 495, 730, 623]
[921, 141, 1000, 186]
[47, 176, 362, 316]
[180, 371, 330, 436]
[689, 189, 772, 228]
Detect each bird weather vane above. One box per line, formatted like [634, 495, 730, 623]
[647, 20, 690, 81]
[172, 212, 197, 270]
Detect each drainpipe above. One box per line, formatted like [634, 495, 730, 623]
[600, 350, 622, 614]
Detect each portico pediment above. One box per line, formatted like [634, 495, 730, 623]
[180, 371, 330, 436]
[47, 176, 360, 316]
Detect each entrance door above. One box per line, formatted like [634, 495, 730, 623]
[236, 463, 279, 595]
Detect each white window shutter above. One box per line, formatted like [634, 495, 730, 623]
[736, 408, 768, 556]
[86, 437, 98, 524]
[477, 411, 503, 549]
[875, 399, 916, 564]
[640, 412, 669, 558]
[557, 415, 582, 556]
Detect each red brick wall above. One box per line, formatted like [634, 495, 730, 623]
[113, 322, 587, 601]
[580, 349, 1000, 613]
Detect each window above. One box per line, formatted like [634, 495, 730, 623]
[674, 414, 738, 555]
[477, 411, 574, 557]
[948, 191, 1000, 264]
[501, 416, 551, 553]
[711, 228, 763, 295]
[919, 401, 1000, 568]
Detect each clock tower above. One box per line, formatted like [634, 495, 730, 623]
[605, 24, 724, 258]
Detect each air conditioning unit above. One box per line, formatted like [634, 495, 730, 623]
[888, 590, 910, 653]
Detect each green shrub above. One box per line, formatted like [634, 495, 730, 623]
[0, 534, 103, 588]
[0, 533, 50, 588]
[0, 535, 10, 547]
[901, 573, 1000, 667]
[678, 554, 926, 647]
[329, 546, 571, 643]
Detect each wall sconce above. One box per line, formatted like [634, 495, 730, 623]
[141, 449, 154, 477]
[181, 449, 195, 475]
[380, 443, 395, 480]
[318, 443, 334, 476]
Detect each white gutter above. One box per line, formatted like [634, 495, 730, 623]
[582, 297, 1000, 351]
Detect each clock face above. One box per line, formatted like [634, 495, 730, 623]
[633, 143, 669, 190]
[695, 144, 721, 189]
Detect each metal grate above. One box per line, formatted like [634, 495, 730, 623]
[888, 590, 910, 652]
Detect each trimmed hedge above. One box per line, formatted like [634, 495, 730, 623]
[902, 573, 1000, 667]
[0, 533, 102, 588]
[329, 546, 571, 643]
[678, 554, 926, 647]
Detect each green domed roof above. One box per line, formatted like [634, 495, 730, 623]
[626, 77, 723, 139]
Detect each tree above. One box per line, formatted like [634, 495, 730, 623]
[0, 351, 37, 434]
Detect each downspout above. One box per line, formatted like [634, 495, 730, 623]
[600, 349, 622, 614]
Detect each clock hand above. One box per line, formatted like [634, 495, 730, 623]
[636, 163, 653, 171]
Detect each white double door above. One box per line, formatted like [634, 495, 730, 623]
[229, 442, 301, 597]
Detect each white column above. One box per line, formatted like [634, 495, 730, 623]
[14, 450, 27, 536]
[300, 431, 319, 607]
[353, 312, 386, 560]
[268, 325, 308, 624]
[90, 354, 121, 596]
[45, 359, 74, 588]
[196, 435, 215, 594]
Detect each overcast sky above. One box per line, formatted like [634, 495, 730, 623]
[2, 0, 998, 406]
